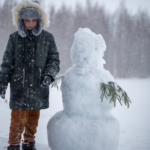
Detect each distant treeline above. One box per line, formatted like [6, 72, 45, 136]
[0, 0, 150, 78]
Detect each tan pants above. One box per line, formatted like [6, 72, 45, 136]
[8, 110, 40, 144]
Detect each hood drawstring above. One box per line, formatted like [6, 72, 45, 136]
[23, 38, 25, 87]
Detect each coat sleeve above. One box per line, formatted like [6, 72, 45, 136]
[0, 34, 14, 88]
[42, 34, 60, 82]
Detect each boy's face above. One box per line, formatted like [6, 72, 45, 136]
[23, 18, 38, 30]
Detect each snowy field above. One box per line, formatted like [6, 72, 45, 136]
[0, 78, 150, 150]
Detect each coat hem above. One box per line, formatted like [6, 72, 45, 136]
[9, 106, 49, 111]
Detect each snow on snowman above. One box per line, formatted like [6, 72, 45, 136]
[47, 28, 131, 150]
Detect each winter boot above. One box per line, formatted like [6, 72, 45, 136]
[22, 140, 37, 150]
[7, 144, 20, 150]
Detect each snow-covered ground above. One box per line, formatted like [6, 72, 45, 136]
[0, 78, 150, 150]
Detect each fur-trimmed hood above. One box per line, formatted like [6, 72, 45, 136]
[12, 0, 50, 37]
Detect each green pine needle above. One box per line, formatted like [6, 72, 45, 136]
[51, 77, 61, 90]
[100, 82, 131, 108]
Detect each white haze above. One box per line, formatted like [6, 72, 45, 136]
[0, 0, 150, 14]
[43, 0, 150, 14]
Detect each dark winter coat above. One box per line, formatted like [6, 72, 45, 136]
[0, 30, 60, 110]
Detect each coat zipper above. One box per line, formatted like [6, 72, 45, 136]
[23, 69, 25, 87]
[39, 68, 41, 85]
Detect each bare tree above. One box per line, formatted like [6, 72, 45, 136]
[0, 0, 150, 77]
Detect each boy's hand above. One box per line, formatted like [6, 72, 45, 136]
[0, 87, 6, 99]
[41, 76, 51, 88]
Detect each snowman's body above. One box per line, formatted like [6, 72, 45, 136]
[47, 28, 120, 150]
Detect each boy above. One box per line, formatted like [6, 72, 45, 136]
[0, 1, 60, 150]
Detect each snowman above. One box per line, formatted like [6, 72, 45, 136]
[47, 28, 120, 150]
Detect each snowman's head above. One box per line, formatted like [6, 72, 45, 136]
[71, 28, 106, 70]
[71, 35, 95, 68]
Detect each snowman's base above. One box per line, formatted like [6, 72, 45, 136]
[47, 110, 120, 150]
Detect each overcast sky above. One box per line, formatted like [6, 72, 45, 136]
[43, 0, 150, 14]
[0, 0, 149, 15]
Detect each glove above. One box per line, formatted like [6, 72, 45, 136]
[0, 86, 6, 99]
[41, 76, 51, 88]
